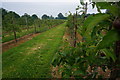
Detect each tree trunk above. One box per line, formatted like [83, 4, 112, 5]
[13, 31, 17, 43]
[72, 15, 75, 47]
[110, 40, 120, 79]
[73, 11, 77, 47]
[34, 25, 36, 33]
[27, 26, 29, 31]
[25, 17, 29, 31]
[81, 2, 87, 42]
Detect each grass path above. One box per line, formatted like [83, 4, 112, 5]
[2, 23, 65, 78]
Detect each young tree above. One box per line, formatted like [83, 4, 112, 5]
[32, 14, 39, 33]
[21, 13, 32, 31]
[3, 11, 20, 42]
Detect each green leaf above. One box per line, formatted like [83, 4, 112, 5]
[96, 6, 101, 13]
[51, 53, 60, 66]
[80, 0, 85, 5]
[96, 2, 111, 9]
[92, 2, 95, 9]
[83, 13, 110, 41]
[97, 29, 119, 49]
[96, 2, 120, 16]
[102, 49, 117, 62]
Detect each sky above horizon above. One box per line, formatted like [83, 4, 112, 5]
[1, 0, 100, 18]
[2, 0, 80, 2]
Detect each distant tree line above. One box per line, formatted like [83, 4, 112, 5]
[42, 13, 67, 19]
[1, 8, 65, 42]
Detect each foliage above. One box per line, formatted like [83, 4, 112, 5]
[96, 2, 120, 17]
[82, 13, 110, 41]
[57, 13, 66, 19]
[52, 1, 120, 79]
[42, 14, 50, 19]
[2, 1, 120, 79]
[97, 29, 119, 49]
[2, 8, 65, 43]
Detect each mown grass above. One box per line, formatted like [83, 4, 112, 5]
[2, 23, 65, 78]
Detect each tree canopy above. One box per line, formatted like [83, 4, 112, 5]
[42, 14, 49, 19]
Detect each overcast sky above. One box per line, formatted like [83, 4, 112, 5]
[2, 0, 80, 2]
[1, 0, 99, 18]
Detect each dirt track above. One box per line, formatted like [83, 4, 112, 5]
[2, 33, 40, 52]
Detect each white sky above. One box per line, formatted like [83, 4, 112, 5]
[1, 0, 101, 18]
[2, 0, 80, 2]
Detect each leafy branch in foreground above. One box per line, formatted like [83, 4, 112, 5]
[52, 1, 120, 79]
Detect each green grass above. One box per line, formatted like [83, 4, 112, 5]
[2, 28, 35, 43]
[2, 26, 49, 43]
[2, 23, 65, 78]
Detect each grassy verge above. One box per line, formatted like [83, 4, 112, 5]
[2, 23, 65, 78]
